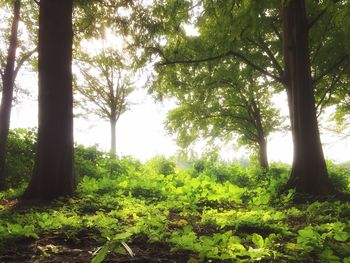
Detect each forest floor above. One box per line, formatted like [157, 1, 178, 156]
[1, 221, 193, 262]
[1, 163, 350, 263]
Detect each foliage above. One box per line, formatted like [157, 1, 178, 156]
[1, 146, 350, 262]
[74, 46, 135, 122]
[131, 0, 350, 192]
[143, 155, 176, 176]
[327, 161, 350, 193]
[2, 130, 143, 188]
[152, 47, 283, 167]
[0, 0, 38, 99]
[4, 128, 36, 188]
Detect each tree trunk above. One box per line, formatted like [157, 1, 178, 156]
[110, 118, 117, 157]
[258, 138, 268, 169]
[282, 0, 334, 195]
[0, 0, 21, 190]
[250, 97, 269, 169]
[22, 0, 75, 200]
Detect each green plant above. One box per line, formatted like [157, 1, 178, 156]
[327, 161, 350, 192]
[4, 128, 37, 188]
[144, 155, 176, 176]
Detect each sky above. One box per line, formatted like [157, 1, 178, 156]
[10, 68, 350, 164]
[5, 24, 350, 164]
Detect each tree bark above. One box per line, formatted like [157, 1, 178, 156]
[282, 0, 334, 195]
[110, 117, 117, 157]
[250, 97, 269, 169]
[22, 0, 75, 200]
[0, 0, 21, 190]
[258, 138, 268, 169]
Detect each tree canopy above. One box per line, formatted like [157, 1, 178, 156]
[132, 0, 350, 194]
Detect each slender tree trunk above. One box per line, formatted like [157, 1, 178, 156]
[22, 0, 75, 200]
[110, 118, 117, 157]
[250, 97, 269, 169]
[0, 0, 21, 190]
[258, 138, 268, 169]
[282, 0, 334, 195]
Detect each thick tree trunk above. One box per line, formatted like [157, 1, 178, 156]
[282, 0, 334, 195]
[22, 0, 75, 200]
[0, 0, 20, 190]
[110, 118, 117, 157]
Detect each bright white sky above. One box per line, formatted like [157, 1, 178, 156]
[10, 69, 350, 164]
[6, 25, 350, 164]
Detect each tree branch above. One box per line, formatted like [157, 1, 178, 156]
[313, 55, 348, 84]
[310, 41, 323, 65]
[76, 85, 110, 117]
[13, 47, 38, 80]
[308, 7, 328, 29]
[239, 126, 259, 142]
[157, 50, 284, 83]
[246, 36, 284, 77]
[0, 68, 3, 83]
[310, 14, 333, 65]
[316, 69, 344, 114]
[269, 22, 282, 43]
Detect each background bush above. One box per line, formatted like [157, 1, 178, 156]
[5, 128, 36, 188]
[2, 129, 350, 196]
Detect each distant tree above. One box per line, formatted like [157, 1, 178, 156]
[154, 63, 282, 169]
[0, 0, 37, 190]
[23, 0, 75, 200]
[74, 47, 134, 156]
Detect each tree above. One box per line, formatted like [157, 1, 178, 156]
[74, 47, 134, 156]
[153, 61, 282, 168]
[23, 0, 75, 200]
[0, 0, 21, 190]
[0, 0, 38, 190]
[135, 0, 350, 195]
[281, 0, 335, 194]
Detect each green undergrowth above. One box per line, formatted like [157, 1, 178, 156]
[0, 137, 350, 262]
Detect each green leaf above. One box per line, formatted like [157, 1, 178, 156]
[252, 233, 264, 248]
[320, 249, 341, 263]
[334, 231, 349, 242]
[91, 245, 109, 263]
[113, 232, 133, 241]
